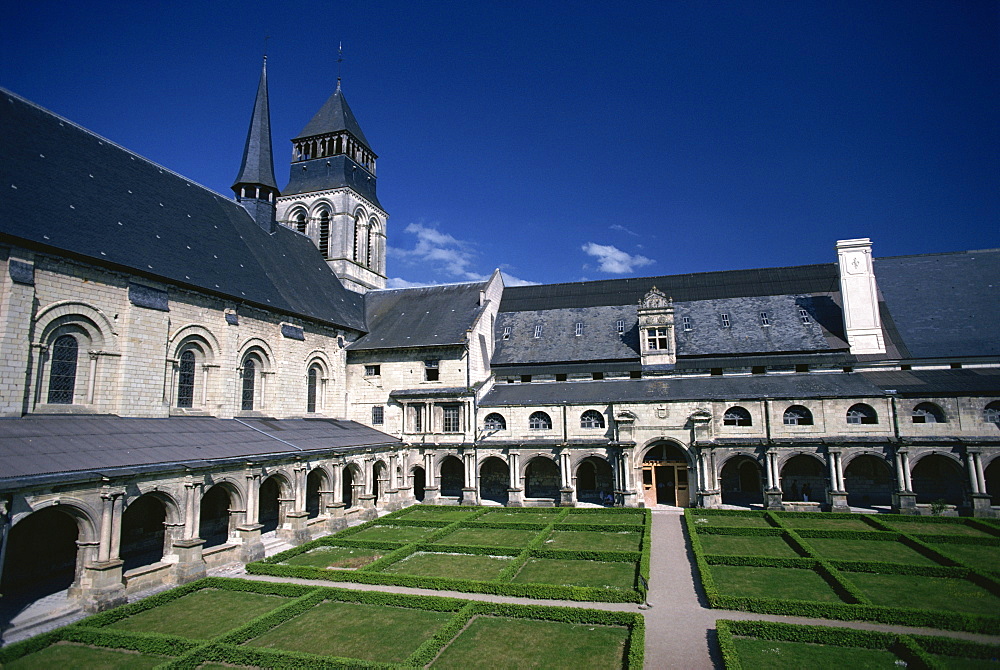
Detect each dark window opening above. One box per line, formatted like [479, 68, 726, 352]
[723, 406, 752, 427]
[241, 358, 255, 411]
[443, 405, 461, 432]
[47, 335, 78, 404]
[425, 360, 439, 382]
[177, 349, 196, 408]
[372, 405, 384, 425]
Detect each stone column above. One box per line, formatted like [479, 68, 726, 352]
[173, 480, 207, 583]
[559, 449, 576, 506]
[967, 451, 993, 517]
[507, 451, 523, 507]
[358, 458, 376, 517]
[619, 450, 639, 507]
[423, 451, 440, 505]
[78, 488, 126, 611]
[696, 450, 721, 508]
[281, 466, 311, 545]
[461, 451, 478, 505]
[892, 449, 918, 515]
[387, 454, 400, 509]
[827, 451, 849, 512]
[237, 471, 264, 562]
[764, 451, 783, 510]
[326, 463, 347, 531]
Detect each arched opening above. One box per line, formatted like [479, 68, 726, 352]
[723, 406, 752, 427]
[372, 461, 388, 504]
[847, 403, 878, 425]
[912, 402, 946, 424]
[177, 349, 197, 408]
[307, 365, 320, 413]
[439, 456, 464, 498]
[342, 466, 357, 509]
[259, 477, 282, 534]
[719, 455, 763, 506]
[844, 455, 893, 508]
[120, 494, 168, 571]
[306, 469, 325, 519]
[524, 457, 560, 501]
[641, 442, 690, 507]
[985, 458, 1000, 506]
[199, 485, 233, 548]
[479, 457, 509, 504]
[912, 454, 965, 506]
[528, 411, 552, 430]
[483, 413, 506, 431]
[1, 507, 80, 602]
[783, 405, 813, 426]
[294, 211, 306, 234]
[575, 457, 614, 505]
[241, 357, 256, 411]
[412, 466, 426, 502]
[47, 334, 79, 404]
[780, 455, 826, 503]
[318, 211, 330, 259]
[580, 410, 605, 429]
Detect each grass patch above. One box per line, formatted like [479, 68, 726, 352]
[710, 565, 845, 603]
[926, 542, 1000, 573]
[281, 545, 383, 569]
[432, 616, 629, 669]
[806, 538, 942, 566]
[397, 506, 480, 522]
[928, 653, 1000, 669]
[432, 527, 540, 547]
[778, 517, 876, 532]
[3, 642, 170, 669]
[689, 515, 773, 528]
[381, 551, 513, 580]
[512, 558, 636, 589]
[699, 533, 801, 558]
[107, 589, 288, 638]
[244, 600, 453, 662]
[846, 573, 1000, 616]
[349, 524, 440, 543]
[543, 530, 642, 552]
[882, 521, 993, 538]
[732, 637, 900, 669]
[478, 510, 564, 524]
[560, 513, 643, 525]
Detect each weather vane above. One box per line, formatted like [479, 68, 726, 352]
[337, 42, 344, 88]
[263, 35, 271, 63]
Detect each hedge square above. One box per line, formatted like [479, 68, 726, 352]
[2, 641, 172, 670]
[709, 565, 846, 603]
[381, 551, 513, 580]
[512, 558, 637, 589]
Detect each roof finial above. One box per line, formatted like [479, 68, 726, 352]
[263, 35, 270, 63]
[337, 41, 343, 91]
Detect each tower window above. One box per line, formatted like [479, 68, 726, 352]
[534, 325, 542, 338]
[616, 319, 626, 334]
[720, 313, 731, 328]
[575, 322, 583, 337]
[799, 308, 811, 324]
[759, 312, 769, 326]
[682, 316, 692, 331]
[425, 360, 439, 382]
[318, 211, 330, 259]
[294, 211, 307, 234]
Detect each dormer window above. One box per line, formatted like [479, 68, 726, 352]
[799, 308, 811, 324]
[720, 313, 731, 328]
[534, 325, 542, 338]
[575, 322, 583, 337]
[759, 312, 769, 326]
[502, 326, 511, 340]
[424, 360, 439, 382]
[616, 319, 625, 334]
[647, 327, 670, 350]
[682, 316, 692, 332]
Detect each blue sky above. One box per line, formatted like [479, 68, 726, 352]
[3, 1, 997, 288]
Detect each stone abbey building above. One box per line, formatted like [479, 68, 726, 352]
[1, 62, 998, 613]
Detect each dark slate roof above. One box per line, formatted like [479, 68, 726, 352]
[493, 362, 640, 376]
[0, 89, 365, 331]
[875, 249, 1000, 359]
[0, 416, 399, 483]
[282, 154, 382, 208]
[389, 386, 473, 398]
[350, 281, 487, 351]
[292, 85, 373, 150]
[493, 306, 640, 365]
[673, 352, 851, 369]
[861, 369, 1000, 396]
[232, 59, 278, 191]
[480, 373, 885, 406]
[499, 263, 840, 311]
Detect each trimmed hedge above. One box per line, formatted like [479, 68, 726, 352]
[530, 548, 640, 563]
[694, 526, 786, 537]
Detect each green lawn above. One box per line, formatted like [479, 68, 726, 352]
[806, 538, 942, 566]
[732, 638, 901, 669]
[397, 506, 480, 522]
[381, 551, 513, 580]
[433, 527, 540, 547]
[349, 524, 440, 543]
[543, 529, 641, 552]
[107, 589, 288, 638]
[432, 616, 629, 669]
[244, 601, 453, 662]
[511, 558, 636, 589]
[560, 513, 644, 525]
[845, 573, 1000, 616]
[689, 515, 773, 528]
[710, 565, 844, 602]
[777, 517, 877, 532]
[881, 521, 994, 538]
[925, 542, 1000, 572]
[3, 642, 171, 670]
[698, 533, 801, 558]
[929, 653, 1000, 669]
[478, 510, 564, 524]
[281, 545, 383, 569]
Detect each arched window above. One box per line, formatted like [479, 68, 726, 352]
[241, 358, 256, 411]
[47, 334, 78, 404]
[307, 364, 320, 413]
[368, 218, 379, 270]
[353, 212, 364, 262]
[783, 405, 813, 426]
[177, 349, 196, 408]
[483, 413, 506, 430]
[983, 401, 1000, 425]
[294, 211, 306, 234]
[723, 406, 752, 427]
[529, 411, 552, 430]
[912, 402, 946, 424]
[581, 410, 605, 429]
[846, 403, 878, 425]
[318, 211, 330, 259]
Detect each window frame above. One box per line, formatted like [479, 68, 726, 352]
[720, 313, 731, 328]
[723, 406, 752, 427]
[442, 404, 461, 433]
[483, 412, 506, 431]
[371, 405, 384, 425]
[580, 409, 605, 429]
[364, 364, 381, 377]
[528, 411, 552, 430]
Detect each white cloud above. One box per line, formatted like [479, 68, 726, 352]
[386, 277, 433, 289]
[388, 223, 483, 281]
[581, 242, 655, 274]
[501, 272, 539, 286]
[610, 224, 640, 237]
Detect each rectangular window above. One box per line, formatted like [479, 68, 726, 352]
[630, 370, 642, 379]
[682, 316, 692, 332]
[443, 405, 461, 433]
[720, 313, 730, 328]
[520, 375, 532, 383]
[364, 364, 380, 377]
[555, 373, 567, 382]
[616, 319, 626, 334]
[412, 404, 423, 432]
[534, 325, 542, 338]
[372, 405, 384, 425]
[759, 311, 769, 326]
[799, 308, 811, 324]
[502, 326, 511, 340]
[424, 360, 439, 381]
[575, 322, 583, 337]
[647, 327, 670, 350]
[592, 371, 604, 380]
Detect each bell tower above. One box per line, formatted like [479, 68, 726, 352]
[232, 57, 279, 232]
[275, 79, 387, 292]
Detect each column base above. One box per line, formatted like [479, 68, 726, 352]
[617, 489, 640, 508]
[460, 487, 478, 506]
[764, 490, 785, 511]
[559, 487, 576, 507]
[77, 560, 127, 612]
[326, 502, 347, 532]
[970, 493, 995, 518]
[236, 524, 265, 563]
[359, 494, 377, 510]
[697, 490, 721, 509]
[892, 491, 919, 515]
[828, 491, 851, 513]
[423, 486, 441, 505]
[507, 487, 524, 507]
[172, 538, 207, 584]
[278, 512, 312, 546]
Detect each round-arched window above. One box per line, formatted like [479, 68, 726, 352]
[783, 405, 813, 426]
[529, 411, 552, 430]
[846, 403, 878, 425]
[723, 406, 752, 427]
[484, 413, 506, 430]
[580, 410, 605, 429]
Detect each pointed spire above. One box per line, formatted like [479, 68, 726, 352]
[292, 85, 372, 151]
[232, 56, 278, 192]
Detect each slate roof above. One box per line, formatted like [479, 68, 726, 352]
[0, 89, 365, 331]
[350, 281, 488, 351]
[0, 416, 400, 484]
[232, 59, 278, 191]
[281, 154, 382, 208]
[292, 85, 373, 150]
[861, 368, 1000, 396]
[493, 305, 640, 365]
[479, 373, 886, 406]
[875, 249, 1000, 359]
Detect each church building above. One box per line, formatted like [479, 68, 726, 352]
[0, 62, 997, 614]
